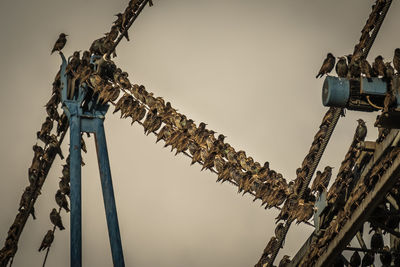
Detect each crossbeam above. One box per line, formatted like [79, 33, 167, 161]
[315, 146, 400, 266]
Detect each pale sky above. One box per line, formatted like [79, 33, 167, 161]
[0, 1, 399, 266]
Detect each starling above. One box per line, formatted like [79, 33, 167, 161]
[319, 166, 333, 192]
[372, 55, 386, 77]
[335, 57, 348, 78]
[370, 232, 384, 251]
[316, 53, 335, 78]
[379, 246, 392, 266]
[361, 252, 374, 267]
[50, 208, 65, 230]
[51, 33, 68, 54]
[275, 223, 285, 240]
[360, 59, 373, 79]
[354, 119, 367, 143]
[38, 230, 54, 252]
[59, 178, 70, 197]
[350, 251, 361, 267]
[310, 170, 322, 193]
[394, 48, 400, 74]
[278, 255, 291, 267]
[384, 62, 394, 80]
[55, 190, 70, 212]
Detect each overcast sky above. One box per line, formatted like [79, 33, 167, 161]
[0, 0, 399, 266]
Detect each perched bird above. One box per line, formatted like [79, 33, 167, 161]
[59, 178, 70, 197]
[55, 190, 70, 212]
[335, 57, 348, 78]
[275, 223, 285, 240]
[318, 166, 333, 192]
[384, 62, 394, 80]
[350, 251, 361, 267]
[361, 252, 374, 267]
[38, 230, 54, 252]
[316, 53, 335, 78]
[372, 55, 386, 77]
[360, 59, 373, 79]
[370, 232, 384, 251]
[380, 246, 392, 266]
[394, 48, 400, 74]
[278, 255, 291, 267]
[354, 119, 367, 143]
[51, 33, 68, 54]
[263, 236, 279, 256]
[311, 170, 322, 193]
[50, 208, 65, 230]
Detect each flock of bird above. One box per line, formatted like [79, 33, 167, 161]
[316, 49, 400, 82]
[301, 146, 400, 266]
[4, 0, 400, 266]
[0, 0, 153, 263]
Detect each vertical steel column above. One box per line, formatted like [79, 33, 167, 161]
[94, 118, 125, 267]
[69, 109, 82, 267]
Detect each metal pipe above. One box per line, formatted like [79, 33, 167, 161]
[94, 118, 125, 267]
[70, 112, 82, 267]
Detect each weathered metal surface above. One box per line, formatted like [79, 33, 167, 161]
[322, 76, 350, 107]
[315, 152, 400, 266]
[60, 54, 125, 267]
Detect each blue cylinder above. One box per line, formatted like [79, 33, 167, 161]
[322, 76, 350, 107]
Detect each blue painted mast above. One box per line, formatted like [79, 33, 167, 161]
[59, 53, 125, 267]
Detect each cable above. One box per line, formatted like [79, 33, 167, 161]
[107, 0, 150, 58]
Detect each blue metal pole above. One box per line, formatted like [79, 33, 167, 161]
[94, 118, 125, 267]
[69, 110, 82, 267]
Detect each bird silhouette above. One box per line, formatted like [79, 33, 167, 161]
[51, 33, 68, 54]
[316, 53, 335, 78]
[335, 57, 348, 78]
[50, 208, 65, 230]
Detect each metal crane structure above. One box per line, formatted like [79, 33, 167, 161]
[0, 0, 399, 266]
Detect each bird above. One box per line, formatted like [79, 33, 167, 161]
[335, 57, 348, 78]
[59, 178, 70, 197]
[353, 119, 367, 143]
[361, 252, 374, 267]
[318, 166, 333, 192]
[275, 223, 285, 240]
[263, 236, 278, 256]
[51, 33, 68, 54]
[38, 230, 54, 252]
[370, 232, 384, 251]
[278, 255, 291, 267]
[394, 48, 400, 74]
[360, 59, 373, 79]
[50, 208, 65, 230]
[349, 251, 361, 267]
[55, 190, 70, 212]
[316, 53, 335, 78]
[372, 55, 386, 77]
[311, 170, 322, 193]
[380, 246, 392, 266]
[384, 62, 394, 80]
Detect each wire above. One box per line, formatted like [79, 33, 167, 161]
[107, 0, 150, 58]
[366, 95, 383, 110]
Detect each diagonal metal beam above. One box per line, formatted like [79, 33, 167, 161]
[314, 149, 400, 266]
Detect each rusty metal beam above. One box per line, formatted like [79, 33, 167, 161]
[314, 151, 400, 266]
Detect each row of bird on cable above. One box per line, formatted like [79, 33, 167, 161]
[256, 115, 368, 266]
[0, 76, 70, 262]
[315, 49, 400, 82]
[303, 120, 400, 266]
[301, 148, 400, 266]
[112, 80, 293, 209]
[38, 155, 76, 254]
[1, 0, 154, 263]
[52, 26, 297, 209]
